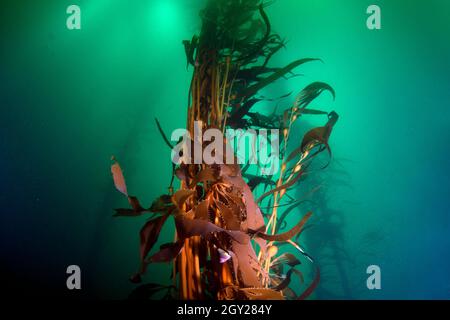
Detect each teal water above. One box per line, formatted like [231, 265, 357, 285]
[1, 0, 449, 299]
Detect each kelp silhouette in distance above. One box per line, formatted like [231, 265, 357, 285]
[111, 0, 338, 300]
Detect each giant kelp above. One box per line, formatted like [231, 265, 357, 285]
[111, 0, 338, 300]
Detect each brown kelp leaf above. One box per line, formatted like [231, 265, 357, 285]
[256, 170, 303, 203]
[113, 209, 142, 217]
[261, 91, 293, 102]
[271, 253, 301, 268]
[175, 165, 188, 182]
[254, 237, 267, 257]
[113, 196, 146, 217]
[238, 58, 320, 99]
[238, 288, 284, 300]
[234, 4, 271, 63]
[223, 195, 245, 223]
[227, 250, 240, 280]
[216, 201, 241, 230]
[194, 199, 210, 220]
[297, 266, 320, 300]
[223, 175, 266, 232]
[231, 241, 263, 287]
[184, 209, 196, 219]
[245, 174, 276, 191]
[275, 200, 310, 233]
[282, 286, 297, 300]
[247, 112, 278, 128]
[115, 195, 173, 217]
[217, 285, 240, 300]
[228, 99, 261, 126]
[175, 217, 249, 244]
[286, 111, 338, 164]
[262, 42, 286, 68]
[148, 241, 184, 263]
[236, 66, 280, 84]
[172, 189, 195, 209]
[300, 111, 339, 152]
[111, 158, 127, 196]
[149, 195, 173, 212]
[128, 196, 145, 212]
[219, 163, 241, 178]
[273, 267, 304, 292]
[273, 268, 294, 291]
[294, 82, 335, 110]
[292, 269, 304, 284]
[301, 127, 330, 152]
[140, 215, 170, 260]
[189, 167, 217, 187]
[182, 35, 198, 68]
[299, 108, 328, 115]
[250, 212, 312, 242]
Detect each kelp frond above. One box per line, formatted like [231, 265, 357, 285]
[110, 0, 339, 300]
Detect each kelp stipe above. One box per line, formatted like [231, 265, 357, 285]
[110, 0, 338, 300]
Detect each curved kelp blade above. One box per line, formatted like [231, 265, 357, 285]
[114, 196, 146, 217]
[294, 82, 335, 111]
[228, 99, 262, 127]
[231, 241, 264, 287]
[256, 170, 304, 203]
[111, 158, 128, 196]
[140, 215, 170, 261]
[238, 59, 320, 99]
[297, 266, 320, 300]
[286, 111, 339, 163]
[183, 35, 199, 68]
[271, 253, 301, 268]
[273, 268, 294, 291]
[155, 118, 173, 149]
[172, 189, 196, 209]
[301, 111, 339, 151]
[111, 159, 155, 217]
[245, 174, 277, 191]
[148, 241, 185, 263]
[299, 108, 328, 115]
[114, 195, 173, 218]
[250, 212, 312, 242]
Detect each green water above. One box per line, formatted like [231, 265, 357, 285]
[1, 0, 449, 299]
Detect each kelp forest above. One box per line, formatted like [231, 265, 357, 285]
[110, 0, 339, 300]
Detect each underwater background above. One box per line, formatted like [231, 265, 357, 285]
[1, 0, 449, 299]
